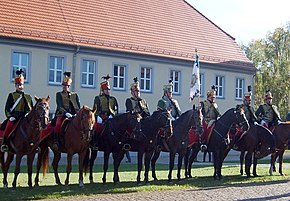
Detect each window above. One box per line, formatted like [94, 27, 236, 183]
[170, 70, 180, 94]
[215, 76, 225, 98]
[235, 78, 244, 99]
[140, 66, 152, 92]
[81, 59, 96, 87]
[49, 56, 64, 85]
[113, 64, 126, 90]
[200, 73, 204, 97]
[12, 51, 30, 82]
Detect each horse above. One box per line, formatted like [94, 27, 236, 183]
[35, 106, 95, 187]
[151, 106, 203, 182]
[0, 96, 50, 189]
[87, 112, 140, 184]
[185, 105, 249, 180]
[269, 122, 290, 176]
[108, 110, 172, 184]
[228, 124, 275, 177]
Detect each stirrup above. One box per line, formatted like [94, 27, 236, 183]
[123, 143, 131, 151]
[200, 144, 207, 152]
[92, 145, 99, 151]
[1, 144, 8, 152]
[52, 143, 59, 151]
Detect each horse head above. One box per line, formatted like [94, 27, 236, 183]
[152, 110, 173, 139]
[77, 106, 96, 141]
[233, 105, 249, 132]
[33, 96, 50, 129]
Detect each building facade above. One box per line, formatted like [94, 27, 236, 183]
[0, 0, 255, 120]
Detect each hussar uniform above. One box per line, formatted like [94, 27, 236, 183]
[157, 81, 181, 120]
[93, 76, 118, 120]
[201, 86, 221, 126]
[255, 90, 281, 128]
[242, 87, 258, 124]
[52, 72, 81, 149]
[1, 69, 33, 152]
[125, 77, 150, 118]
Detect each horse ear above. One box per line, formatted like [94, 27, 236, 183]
[46, 95, 50, 102]
[34, 96, 40, 102]
[192, 104, 196, 110]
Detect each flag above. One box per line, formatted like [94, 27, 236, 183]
[190, 50, 200, 101]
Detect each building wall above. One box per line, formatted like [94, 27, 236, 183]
[0, 42, 254, 121]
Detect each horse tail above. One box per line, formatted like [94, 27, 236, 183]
[83, 148, 90, 175]
[41, 146, 50, 176]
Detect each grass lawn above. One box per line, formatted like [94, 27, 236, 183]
[0, 161, 290, 201]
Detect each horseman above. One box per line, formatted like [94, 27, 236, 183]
[201, 85, 221, 126]
[125, 77, 150, 134]
[52, 71, 81, 149]
[157, 80, 181, 120]
[1, 69, 33, 152]
[242, 86, 258, 125]
[255, 90, 282, 129]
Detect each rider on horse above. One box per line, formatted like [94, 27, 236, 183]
[157, 80, 181, 120]
[125, 77, 150, 134]
[52, 71, 81, 149]
[242, 86, 258, 125]
[201, 85, 221, 126]
[255, 90, 282, 129]
[1, 69, 33, 152]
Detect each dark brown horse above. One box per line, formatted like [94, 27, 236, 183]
[0, 96, 50, 189]
[185, 105, 249, 180]
[87, 112, 140, 184]
[229, 124, 275, 177]
[269, 122, 290, 176]
[151, 106, 203, 182]
[35, 106, 95, 187]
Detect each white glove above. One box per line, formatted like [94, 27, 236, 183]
[260, 120, 266, 126]
[278, 120, 282, 125]
[254, 121, 259, 125]
[97, 116, 103, 124]
[65, 113, 73, 118]
[9, 116, 16, 121]
[24, 113, 29, 117]
[108, 114, 113, 119]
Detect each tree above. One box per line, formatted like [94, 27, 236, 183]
[243, 22, 290, 120]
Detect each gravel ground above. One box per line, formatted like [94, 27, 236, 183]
[43, 180, 290, 201]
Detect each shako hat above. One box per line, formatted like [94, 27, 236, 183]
[62, 71, 72, 86]
[130, 77, 140, 92]
[100, 74, 111, 90]
[163, 80, 173, 93]
[15, 69, 25, 84]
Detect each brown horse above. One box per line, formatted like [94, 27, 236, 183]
[0, 96, 50, 189]
[269, 122, 290, 176]
[35, 106, 95, 187]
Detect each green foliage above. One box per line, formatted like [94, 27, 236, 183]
[243, 22, 290, 119]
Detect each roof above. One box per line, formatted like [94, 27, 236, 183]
[0, 0, 254, 68]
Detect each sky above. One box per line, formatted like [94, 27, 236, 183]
[186, 0, 290, 44]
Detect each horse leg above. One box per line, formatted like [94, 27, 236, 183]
[269, 152, 276, 175]
[12, 153, 24, 190]
[187, 148, 199, 178]
[151, 149, 161, 180]
[168, 152, 175, 182]
[184, 149, 190, 178]
[144, 151, 153, 184]
[240, 151, 245, 175]
[102, 151, 110, 184]
[78, 151, 86, 188]
[89, 150, 98, 183]
[278, 149, 285, 176]
[245, 151, 253, 177]
[212, 151, 218, 180]
[27, 152, 37, 190]
[35, 143, 48, 187]
[136, 151, 143, 184]
[1, 153, 14, 188]
[177, 153, 183, 181]
[52, 151, 62, 185]
[65, 152, 73, 186]
[112, 151, 124, 185]
[252, 153, 258, 177]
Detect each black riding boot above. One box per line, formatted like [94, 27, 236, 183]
[1, 137, 8, 152]
[52, 131, 59, 151]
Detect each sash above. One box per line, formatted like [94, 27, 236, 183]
[10, 94, 23, 113]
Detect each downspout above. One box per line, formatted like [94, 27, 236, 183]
[72, 45, 80, 91]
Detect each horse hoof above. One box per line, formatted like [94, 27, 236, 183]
[90, 180, 94, 184]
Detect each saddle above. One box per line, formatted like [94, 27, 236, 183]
[0, 119, 21, 139]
